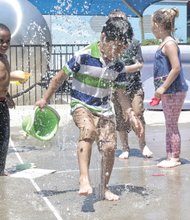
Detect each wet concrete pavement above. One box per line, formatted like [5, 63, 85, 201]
[0, 105, 190, 220]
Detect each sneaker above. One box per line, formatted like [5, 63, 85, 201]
[119, 151, 129, 159]
[142, 145, 153, 158]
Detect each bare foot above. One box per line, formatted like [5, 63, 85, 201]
[119, 151, 129, 159]
[142, 145, 153, 158]
[0, 171, 9, 176]
[79, 177, 93, 196]
[104, 190, 119, 201]
[157, 158, 181, 168]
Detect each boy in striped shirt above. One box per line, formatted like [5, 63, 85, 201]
[36, 17, 143, 201]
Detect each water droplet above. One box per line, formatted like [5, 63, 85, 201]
[105, 172, 109, 176]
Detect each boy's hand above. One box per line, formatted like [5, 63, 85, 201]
[18, 75, 30, 84]
[35, 98, 47, 109]
[128, 109, 144, 138]
[10, 71, 31, 85]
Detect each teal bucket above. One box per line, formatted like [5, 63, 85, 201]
[22, 106, 60, 141]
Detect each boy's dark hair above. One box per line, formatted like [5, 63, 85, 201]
[0, 23, 11, 33]
[102, 17, 133, 45]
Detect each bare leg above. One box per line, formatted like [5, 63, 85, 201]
[138, 125, 153, 158]
[119, 130, 129, 151]
[138, 124, 146, 149]
[118, 131, 130, 159]
[101, 149, 119, 201]
[77, 139, 93, 196]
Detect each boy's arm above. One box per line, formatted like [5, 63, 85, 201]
[35, 70, 68, 109]
[115, 89, 144, 137]
[109, 60, 143, 73]
[10, 70, 26, 81]
[124, 61, 143, 73]
[10, 70, 31, 84]
[127, 108, 144, 138]
[123, 40, 143, 74]
[43, 70, 68, 102]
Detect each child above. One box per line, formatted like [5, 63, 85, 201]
[35, 17, 143, 201]
[151, 8, 188, 168]
[0, 23, 27, 175]
[109, 10, 153, 159]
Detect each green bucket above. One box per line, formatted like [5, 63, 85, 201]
[22, 106, 60, 141]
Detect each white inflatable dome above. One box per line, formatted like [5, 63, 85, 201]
[0, 0, 51, 45]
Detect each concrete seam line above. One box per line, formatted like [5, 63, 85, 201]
[10, 137, 64, 220]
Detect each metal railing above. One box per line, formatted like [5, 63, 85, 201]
[8, 43, 87, 105]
